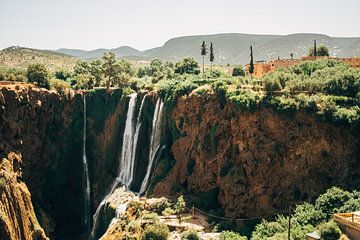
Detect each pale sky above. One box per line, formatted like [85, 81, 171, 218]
[1, 0, 359, 51]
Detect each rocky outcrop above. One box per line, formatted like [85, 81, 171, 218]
[0, 84, 85, 239]
[152, 92, 360, 218]
[0, 152, 48, 240]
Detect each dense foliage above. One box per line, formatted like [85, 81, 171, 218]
[27, 63, 50, 89]
[141, 223, 170, 240]
[252, 187, 359, 239]
[219, 230, 247, 240]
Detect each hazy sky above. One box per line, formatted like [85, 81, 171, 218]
[1, 0, 359, 50]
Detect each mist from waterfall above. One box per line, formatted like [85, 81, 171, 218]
[139, 98, 164, 195]
[83, 94, 91, 229]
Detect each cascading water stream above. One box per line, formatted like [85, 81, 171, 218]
[139, 98, 164, 195]
[83, 94, 91, 229]
[91, 94, 165, 239]
[119, 95, 146, 189]
[90, 93, 140, 239]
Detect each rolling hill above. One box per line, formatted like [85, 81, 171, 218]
[0, 46, 78, 71]
[56, 33, 360, 64]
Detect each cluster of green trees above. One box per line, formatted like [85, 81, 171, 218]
[263, 59, 360, 98]
[252, 187, 359, 239]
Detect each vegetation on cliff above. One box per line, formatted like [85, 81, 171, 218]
[252, 187, 359, 239]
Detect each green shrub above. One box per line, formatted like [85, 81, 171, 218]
[142, 212, 159, 223]
[318, 221, 341, 240]
[162, 207, 176, 216]
[252, 218, 287, 240]
[220, 230, 247, 240]
[315, 187, 351, 219]
[181, 230, 200, 240]
[264, 77, 283, 92]
[125, 220, 140, 234]
[232, 66, 245, 77]
[141, 223, 169, 240]
[50, 78, 71, 94]
[293, 202, 325, 226]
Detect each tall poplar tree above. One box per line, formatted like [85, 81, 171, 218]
[209, 42, 214, 73]
[201, 41, 207, 78]
[249, 45, 254, 79]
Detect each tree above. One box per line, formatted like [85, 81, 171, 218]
[174, 57, 200, 75]
[175, 195, 186, 224]
[141, 223, 169, 240]
[89, 60, 103, 87]
[318, 45, 330, 57]
[27, 63, 49, 89]
[232, 65, 245, 77]
[309, 44, 329, 57]
[318, 221, 341, 240]
[249, 46, 254, 79]
[314, 40, 317, 57]
[102, 52, 119, 88]
[290, 53, 294, 59]
[210, 42, 215, 73]
[201, 41, 207, 78]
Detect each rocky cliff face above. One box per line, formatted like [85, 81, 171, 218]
[1, 84, 359, 239]
[0, 84, 85, 239]
[152, 92, 360, 218]
[0, 152, 48, 240]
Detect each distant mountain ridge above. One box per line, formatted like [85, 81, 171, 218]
[56, 33, 360, 64]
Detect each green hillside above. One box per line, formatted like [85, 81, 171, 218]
[0, 46, 78, 71]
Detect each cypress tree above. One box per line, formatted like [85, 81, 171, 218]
[314, 40, 317, 57]
[249, 45, 254, 79]
[209, 42, 214, 73]
[201, 41, 207, 78]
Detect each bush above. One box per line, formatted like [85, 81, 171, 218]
[315, 187, 351, 219]
[50, 79, 71, 94]
[252, 219, 286, 240]
[293, 202, 325, 226]
[142, 212, 159, 223]
[264, 78, 283, 92]
[181, 230, 200, 240]
[162, 207, 175, 216]
[318, 221, 341, 240]
[141, 223, 169, 240]
[27, 63, 50, 89]
[125, 220, 140, 234]
[232, 66, 245, 77]
[174, 57, 200, 75]
[220, 230, 247, 240]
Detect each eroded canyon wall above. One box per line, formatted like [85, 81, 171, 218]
[152, 92, 360, 218]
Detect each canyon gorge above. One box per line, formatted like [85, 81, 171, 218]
[0, 83, 359, 239]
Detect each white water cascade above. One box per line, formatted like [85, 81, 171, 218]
[139, 98, 164, 195]
[118, 94, 146, 188]
[83, 94, 91, 228]
[91, 93, 141, 239]
[91, 94, 165, 239]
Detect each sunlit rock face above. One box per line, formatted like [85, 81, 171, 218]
[151, 92, 360, 218]
[0, 152, 48, 240]
[1, 84, 359, 239]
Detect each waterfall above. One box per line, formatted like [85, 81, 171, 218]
[91, 94, 165, 239]
[91, 93, 141, 239]
[83, 94, 91, 228]
[118, 93, 145, 189]
[139, 98, 164, 195]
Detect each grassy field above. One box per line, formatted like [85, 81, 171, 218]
[0, 46, 78, 72]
